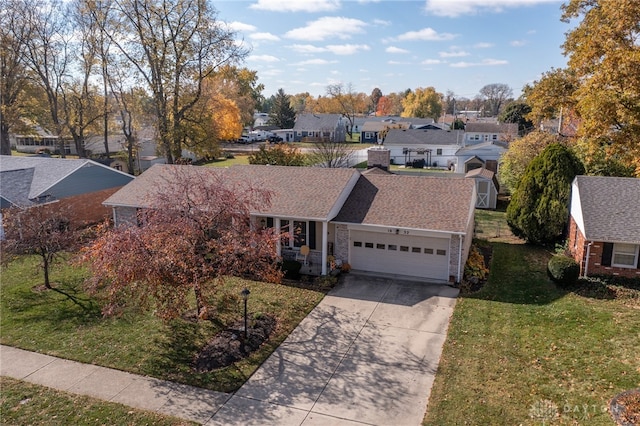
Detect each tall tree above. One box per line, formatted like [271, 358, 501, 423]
[370, 87, 382, 114]
[560, 0, 640, 175]
[268, 88, 296, 129]
[479, 83, 513, 116]
[401, 87, 443, 121]
[308, 139, 357, 168]
[83, 167, 283, 320]
[326, 83, 366, 138]
[506, 143, 584, 245]
[499, 101, 534, 136]
[96, 0, 246, 163]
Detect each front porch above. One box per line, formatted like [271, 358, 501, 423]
[282, 248, 324, 276]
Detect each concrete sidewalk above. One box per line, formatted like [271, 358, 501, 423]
[0, 345, 230, 424]
[1, 274, 458, 425]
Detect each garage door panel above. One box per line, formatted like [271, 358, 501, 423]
[349, 231, 449, 281]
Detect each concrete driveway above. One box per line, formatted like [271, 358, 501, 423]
[208, 273, 459, 426]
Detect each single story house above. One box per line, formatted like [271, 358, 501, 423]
[360, 120, 410, 144]
[0, 155, 134, 226]
[292, 113, 347, 142]
[465, 168, 499, 209]
[568, 175, 640, 278]
[382, 128, 464, 169]
[104, 163, 476, 283]
[464, 122, 518, 145]
[455, 140, 507, 174]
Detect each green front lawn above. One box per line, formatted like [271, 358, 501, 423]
[425, 233, 640, 424]
[0, 377, 194, 426]
[0, 255, 324, 393]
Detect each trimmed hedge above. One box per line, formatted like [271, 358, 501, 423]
[547, 255, 580, 287]
[280, 259, 302, 280]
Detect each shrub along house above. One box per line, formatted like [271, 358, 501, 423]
[104, 159, 477, 283]
[567, 175, 640, 278]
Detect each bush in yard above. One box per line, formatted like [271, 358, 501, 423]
[464, 246, 489, 282]
[547, 255, 580, 287]
[281, 260, 302, 280]
[506, 143, 585, 245]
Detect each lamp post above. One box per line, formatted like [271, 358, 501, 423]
[241, 288, 250, 340]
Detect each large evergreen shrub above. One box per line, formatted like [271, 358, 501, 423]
[547, 255, 580, 287]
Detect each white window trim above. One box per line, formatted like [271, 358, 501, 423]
[612, 243, 639, 268]
[281, 219, 309, 249]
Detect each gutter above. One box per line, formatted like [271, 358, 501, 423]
[457, 234, 463, 283]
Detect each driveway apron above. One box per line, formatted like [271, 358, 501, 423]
[208, 273, 458, 426]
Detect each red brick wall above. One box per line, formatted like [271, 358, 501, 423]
[568, 216, 640, 279]
[55, 187, 121, 227]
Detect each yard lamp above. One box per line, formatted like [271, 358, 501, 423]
[241, 288, 251, 340]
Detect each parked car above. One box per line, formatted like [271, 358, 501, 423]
[268, 135, 284, 143]
[238, 135, 256, 144]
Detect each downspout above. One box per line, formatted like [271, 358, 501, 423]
[275, 218, 281, 258]
[583, 241, 593, 278]
[321, 221, 328, 275]
[457, 234, 463, 283]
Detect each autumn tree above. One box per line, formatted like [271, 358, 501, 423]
[83, 167, 283, 320]
[479, 83, 513, 116]
[401, 87, 442, 121]
[499, 101, 534, 136]
[523, 68, 578, 125]
[506, 143, 584, 245]
[499, 131, 564, 193]
[370, 87, 382, 114]
[248, 144, 305, 166]
[268, 88, 296, 129]
[95, 0, 246, 163]
[1, 203, 79, 289]
[326, 83, 367, 137]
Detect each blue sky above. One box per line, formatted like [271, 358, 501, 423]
[214, 0, 572, 100]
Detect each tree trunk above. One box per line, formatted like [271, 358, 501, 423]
[0, 120, 11, 155]
[42, 252, 51, 289]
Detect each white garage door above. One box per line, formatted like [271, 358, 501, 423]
[349, 231, 450, 281]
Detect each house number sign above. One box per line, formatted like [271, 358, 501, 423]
[388, 228, 410, 235]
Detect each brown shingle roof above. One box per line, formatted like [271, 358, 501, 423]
[104, 164, 360, 220]
[333, 174, 475, 233]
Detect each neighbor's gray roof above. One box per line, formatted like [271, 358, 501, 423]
[334, 173, 475, 233]
[455, 140, 508, 155]
[574, 175, 640, 243]
[464, 122, 518, 135]
[293, 113, 343, 131]
[104, 164, 360, 221]
[383, 128, 464, 146]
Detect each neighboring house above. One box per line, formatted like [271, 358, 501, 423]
[568, 175, 640, 279]
[360, 120, 411, 144]
[292, 113, 347, 142]
[0, 155, 134, 226]
[464, 122, 518, 145]
[455, 140, 507, 174]
[465, 168, 499, 209]
[382, 128, 464, 168]
[104, 162, 476, 282]
[11, 127, 71, 155]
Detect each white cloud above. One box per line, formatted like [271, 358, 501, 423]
[227, 21, 257, 33]
[326, 44, 371, 55]
[250, 32, 281, 41]
[285, 17, 367, 41]
[373, 18, 391, 26]
[422, 59, 443, 64]
[396, 28, 456, 41]
[439, 50, 469, 58]
[250, 0, 341, 12]
[248, 54, 281, 62]
[474, 42, 494, 48]
[450, 58, 509, 67]
[295, 58, 336, 65]
[510, 39, 527, 47]
[386, 46, 410, 54]
[289, 44, 327, 53]
[388, 60, 411, 65]
[424, 0, 562, 18]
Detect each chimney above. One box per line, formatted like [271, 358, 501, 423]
[367, 148, 390, 171]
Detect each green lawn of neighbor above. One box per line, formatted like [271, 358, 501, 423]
[0, 377, 195, 426]
[0, 255, 324, 393]
[424, 212, 640, 425]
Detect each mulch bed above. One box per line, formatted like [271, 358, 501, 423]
[610, 388, 640, 426]
[193, 314, 276, 372]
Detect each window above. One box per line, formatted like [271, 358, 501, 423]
[612, 243, 639, 268]
[424, 248, 433, 254]
[365, 132, 374, 139]
[365, 242, 374, 248]
[281, 220, 307, 248]
[376, 243, 386, 249]
[400, 246, 409, 252]
[353, 241, 362, 247]
[436, 249, 446, 256]
[388, 244, 397, 251]
[412, 247, 421, 253]
[436, 148, 442, 156]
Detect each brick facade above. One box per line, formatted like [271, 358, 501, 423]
[568, 216, 640, 278]
[56, 187, 124, 227]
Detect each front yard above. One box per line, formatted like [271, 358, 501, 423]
[0, 255, 324, 393]
[424, 229, 640, 424]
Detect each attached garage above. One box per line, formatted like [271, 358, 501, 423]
[349, 230, 450, 281]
